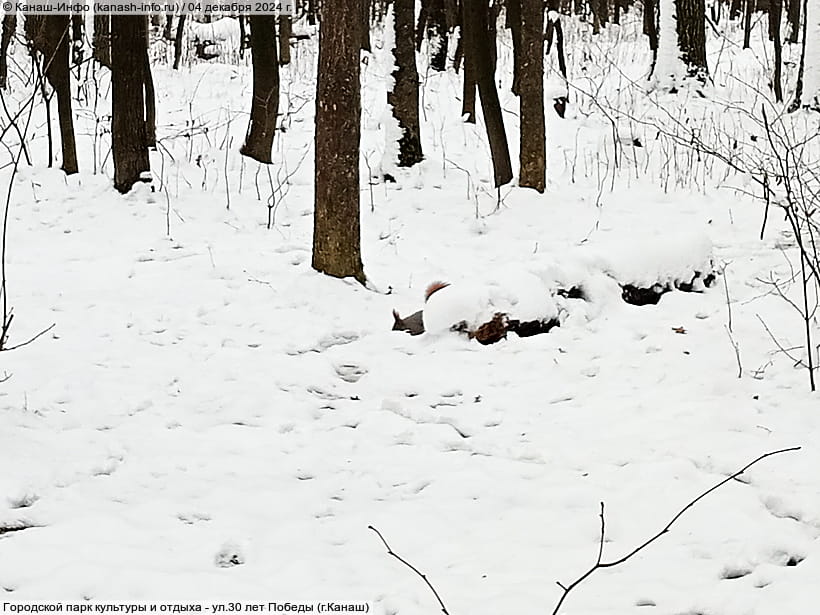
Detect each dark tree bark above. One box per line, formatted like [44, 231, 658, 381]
[417, 0, 449, 70]
[676, 0, 708, 79]
[71, 14, 82, 44]
[143, 39, 156, 148]
[111, 15, 150, 193]
[279, 14, 292, 65]
[487, 0, 500, 72]
[241, 15, 279, 164]
[786, 0, 800, 42]
[590, 0, 609, 31]
[730, 0, 742, 19]
[545, 12, 567, 78]
[788, 0, 809, 111]
[389, 0, 424, 167]
[464, 0, 512, 186]
[239, 14, 248, 59]
[313, 0, 366, 284]
[26, 15, 78, 174]
[614, 0, 622, 24]
[743, 0, 754, 48]
[460, 0, 476, 121]
[643, 0, 659, 72]
[93, 14, 111, 68]
[770, 0, 783, 101]
[507, 0, 522, 95]
[0, 12, 15, 90]
[519, 0, 545, 192]
[162, 12, 174, 39]
[173, 13, 186, 69]
[361, 0, 372, 50]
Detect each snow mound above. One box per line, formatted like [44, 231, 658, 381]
[423, 270, 558, 334]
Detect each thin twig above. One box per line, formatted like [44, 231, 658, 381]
[551, 447, 801, 614]
[368, 525, 450, 615]
[2, 322, 55, 352]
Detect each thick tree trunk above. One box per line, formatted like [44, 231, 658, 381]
[313, 0, 366, 284]
[93, 14, 111, 68]
[487, 0, 499, 72]
[111, 15, 150, 193]
[361, 0, 372, 50]
[49, 16, 78, 175]
[460, 0, 476, 122]
[26, 15, 78, 174]
[519, 0, 545, 192]
[0, 13, 15, 90]
[464, 0, 512, 186]
[241, 15, 279, 164]
[389, 0, 424, 167]
[279, 14, 292, 65]
[507, 0, 522, 95]
[676, 0, 708, 79]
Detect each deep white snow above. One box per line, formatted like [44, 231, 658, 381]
[0, 9, 818, 615]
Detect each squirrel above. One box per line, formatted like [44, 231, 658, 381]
[392, 281, 450, 336]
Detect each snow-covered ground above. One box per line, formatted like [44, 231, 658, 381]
[1, 12, 819, 615]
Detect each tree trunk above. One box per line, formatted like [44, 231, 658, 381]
[361, 0, 372, 50]
[786, 0, 800, 42]
[173, 13, 186, 69]
[428, 0, 449, 70]
[143, 40, 156, 148]
[464, 0, 512, 186]
[546, 12, 567, 77]
[487, 0, 499, 72]
[389, 0, 424, 167]
[743, 0, 754, 47]
[0, 12, 15, 90]
[770, 0, 783, 101]
[279, 14, 292, 65]
[519, 0, 545, 192]
[49, 16, 78, 175]
[239, 14, 248, 59]
[163, 12, 174, 39]
[93, 14, 111, 68]
[676, 0, 708, 79]
[111, 15, 150, 193]
[313, 0, 366, 284]
[241, 15, 279, 164]
[507, 0, 522, 95]
[644, 0, 659, 71]
[460, 1, 476, 122]
[788, 0, 808, 111]
[26, 15, 78, 174]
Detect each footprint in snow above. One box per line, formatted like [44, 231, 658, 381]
[214, 542, 245, 568]
[334, 363, 367, 383]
